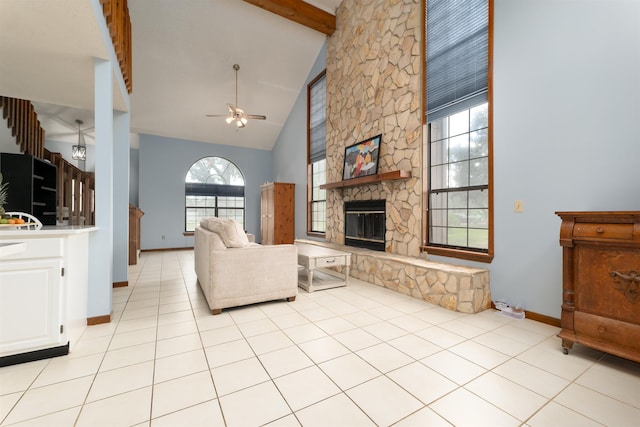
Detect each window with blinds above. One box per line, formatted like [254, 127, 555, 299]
[425, 0, 493, 262]
[185, 157, 245, 232]
[307, 71, 327, 234]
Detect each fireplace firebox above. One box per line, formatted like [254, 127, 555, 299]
[344, 200, 385, 251]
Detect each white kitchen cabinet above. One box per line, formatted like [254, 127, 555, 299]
[0, 226, 96, 366]
[0, 257, 64, 357]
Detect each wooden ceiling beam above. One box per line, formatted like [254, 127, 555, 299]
[243, 0, 336, 36]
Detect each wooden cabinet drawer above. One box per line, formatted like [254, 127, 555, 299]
[573, 223, 633, 240]
[574, 311, 640, 354]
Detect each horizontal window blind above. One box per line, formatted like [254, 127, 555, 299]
[185, 183, 244, 197]
[426, 0, 488, 121]
[309, 74, 326, 163]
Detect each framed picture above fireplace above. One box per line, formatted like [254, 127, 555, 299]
[342, 134, 381, 180]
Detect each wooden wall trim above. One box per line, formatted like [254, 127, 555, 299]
[87, 314, 111, 325]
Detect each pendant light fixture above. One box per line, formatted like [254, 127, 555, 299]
[72, 119, 86, 161]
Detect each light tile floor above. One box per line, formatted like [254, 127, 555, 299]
[1, 250, 640, 426]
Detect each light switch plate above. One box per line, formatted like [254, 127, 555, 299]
[514, 200, 524, 213]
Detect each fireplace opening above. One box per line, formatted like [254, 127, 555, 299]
[344, 200, 385, 251]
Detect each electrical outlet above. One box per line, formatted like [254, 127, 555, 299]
[161, 235, 166, 240]
[514, 200, 524, 213]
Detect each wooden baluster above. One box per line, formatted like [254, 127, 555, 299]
[82, 174, 90, 225]
[0, 97, 8, 119]
[25, 100, 31, 155]
[56, 155, 65, 224]
[6, 98, 13, 133]
[18, 100, 26, 152]
[19, 99, 24, 141]
[74, 170, 81, 225]
[26, 102, 33, 155]
[9, 98, 17, 136]
[64, 164, 72, 223]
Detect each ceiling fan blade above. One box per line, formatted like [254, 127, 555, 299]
[205, 114, 228, 117]
[245, 114, 267, 120]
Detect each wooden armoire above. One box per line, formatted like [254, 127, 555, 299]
[260, 182, 294, 244]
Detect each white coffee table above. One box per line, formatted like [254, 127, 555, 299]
[296, 242, 351, 292]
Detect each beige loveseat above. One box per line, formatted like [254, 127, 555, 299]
[194, 217, 298, 314]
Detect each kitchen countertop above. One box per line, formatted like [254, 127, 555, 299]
[0, 225, 98, 238]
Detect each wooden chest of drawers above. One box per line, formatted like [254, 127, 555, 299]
[556, 211, 640, 362]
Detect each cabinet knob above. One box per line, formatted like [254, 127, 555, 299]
[598, 326, 606, 334]
[596, 227, 604, 233]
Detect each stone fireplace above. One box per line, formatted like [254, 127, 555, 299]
[310, 0, 491, 314]
[325, 0, 423, 258]
[344, 200, 385, 251]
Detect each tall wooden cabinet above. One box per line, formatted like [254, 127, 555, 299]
[556, 211, 640, 362]
[0, 153, 57, 225]
[260, 182, 294, 244]
[129, 204, 144, 265]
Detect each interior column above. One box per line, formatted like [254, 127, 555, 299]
[88, 58, 114, 319]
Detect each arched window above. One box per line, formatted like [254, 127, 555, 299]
[185, 157, 245, 232]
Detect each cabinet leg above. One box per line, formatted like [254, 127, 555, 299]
[561, 338, 574, 355]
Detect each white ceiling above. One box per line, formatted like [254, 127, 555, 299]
[0, 0, 341, 150]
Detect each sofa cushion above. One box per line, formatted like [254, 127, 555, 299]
[200, 217, 249, 248]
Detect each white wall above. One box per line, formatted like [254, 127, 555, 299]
[0, 122, 20, 154]
[432, 0, 640, 317]
[138, 134, 273, 249]
[274, 1, 640, 319]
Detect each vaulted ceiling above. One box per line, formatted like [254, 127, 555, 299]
[0, 0, 341, 150]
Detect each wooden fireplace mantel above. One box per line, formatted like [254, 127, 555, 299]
[320, 170, 412, 190]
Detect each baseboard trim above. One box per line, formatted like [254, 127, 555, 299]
[113, 281, 128, 288]
[525, 310, 561, 327]
[87, 314, 111, 325]
[140, 247, 193, 253]
[0, 342, 69, 367]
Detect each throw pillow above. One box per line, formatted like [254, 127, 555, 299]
[208, 218, 249, 248]
[200, 216, 224, 231]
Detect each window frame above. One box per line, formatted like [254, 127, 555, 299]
[184, 156, 246, 233]
[422, 0, 494, 263]
[307, 69, 327, 236]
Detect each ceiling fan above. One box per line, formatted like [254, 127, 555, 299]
[206, 64, 266, 128]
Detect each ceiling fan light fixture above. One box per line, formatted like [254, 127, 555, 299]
[205, 64, 267, 128]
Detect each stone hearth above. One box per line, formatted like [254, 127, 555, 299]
[296, 240, 491, 314]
